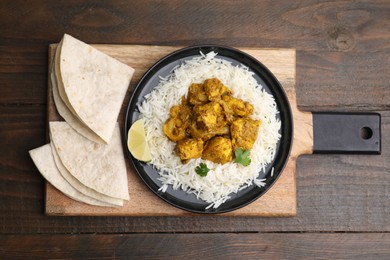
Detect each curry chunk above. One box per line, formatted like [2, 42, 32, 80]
[163, 118, 187, 141]
[188, 83, 208, 105]
[163, 103, 192, 142]
[231, 117, 261, 150]
[169, 102, 192, 120]
[188, 121, 230, 141]
[203, 78, 233, 101]
[221, 95, 254, 122]
[202, 136, 233, 164]
[194, 102, 227, 131]
[176, 138, 204, 161]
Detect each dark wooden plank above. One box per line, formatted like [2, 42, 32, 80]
[1, 105, 389, 233]
[1, 234, 390, 259]
[1, 0, 388, 50]
[0, 45, 48, 104]
[1, 1, 389, 107]
[297, 50, 390, 112]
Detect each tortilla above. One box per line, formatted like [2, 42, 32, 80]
[49, 121, 129, 200]
[51, 63, 105, 144]
[29, 144, 114, 207]
[58, 34, 134, 143]
[49, 141, 124, 206]
[54, 39, 77, 117]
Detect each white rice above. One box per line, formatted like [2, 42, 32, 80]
[138, 52, 281, 208]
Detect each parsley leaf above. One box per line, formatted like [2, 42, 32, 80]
[195, 163, 210, 177]
[234, 148, 251, 166]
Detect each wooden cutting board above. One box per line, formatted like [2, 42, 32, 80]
[45, 45, 313, 216]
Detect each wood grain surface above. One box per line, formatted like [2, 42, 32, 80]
[45, 45, 312, 217]
[1, 0, 389, 258]
[1, 233, 390, 259]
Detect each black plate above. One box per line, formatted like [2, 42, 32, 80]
[124, 45, 293, 214]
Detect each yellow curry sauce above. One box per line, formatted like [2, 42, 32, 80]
[163, 78, 261, 164]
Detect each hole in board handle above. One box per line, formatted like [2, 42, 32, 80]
[360, 126, 373, 140]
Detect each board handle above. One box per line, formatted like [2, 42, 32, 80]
[312, 113, 381, 154]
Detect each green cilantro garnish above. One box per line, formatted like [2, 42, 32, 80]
[234, 148, 251, 166]
[195, 163, 210, 177]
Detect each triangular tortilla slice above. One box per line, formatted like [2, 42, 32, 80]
[49, 141, 124, 206]
[59, 34, 134, 143]
[49, 121, 129, 200]
[54, 38, 80, 121]
[51, 63, 104, 144]
[29, 144, 115, 207]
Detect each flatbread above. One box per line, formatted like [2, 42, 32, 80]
[49, 121, 129, 200]
[29, 144, 114, 207]
[49, 141, 124, 206]
[59, 34, 134, 143]
[54, 39, 81, 121]
[51, 64, 104, 144]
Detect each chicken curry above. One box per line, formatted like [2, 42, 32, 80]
[163, 78, 261, 165]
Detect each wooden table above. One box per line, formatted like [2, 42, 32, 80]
[1, 1, 389, 258]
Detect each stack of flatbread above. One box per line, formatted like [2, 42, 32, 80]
[29, 34, 134, 207]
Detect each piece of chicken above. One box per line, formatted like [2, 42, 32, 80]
[175, 138, 204, 162]
[188, 121, 230, 141]
[163, 103, 192, 142]
[169, 102, 192, 119]
[203, 78, 233, 101]
[220, 95, 254, 122]
[194, 101, 227, 131]
[231, 117, 261, 150]
[187, 83, 208, 105]
[202, 136, 233, 164]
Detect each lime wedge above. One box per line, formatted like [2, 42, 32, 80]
[127, 119, 151, 162]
